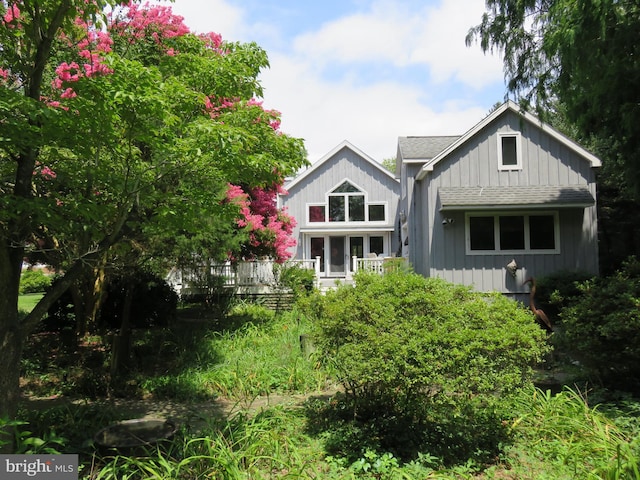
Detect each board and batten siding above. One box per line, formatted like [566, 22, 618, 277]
[282, 144, 400, 260]
[418, 110, 598, 295]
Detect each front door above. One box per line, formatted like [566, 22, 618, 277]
[329, 236, 345, 275]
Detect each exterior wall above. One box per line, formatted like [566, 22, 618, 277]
[402, 162, 428, 276]
[417, 110, 599, 294]
[281, 145, 401, 264]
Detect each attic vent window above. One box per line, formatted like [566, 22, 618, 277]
[498, 133, 522, 170]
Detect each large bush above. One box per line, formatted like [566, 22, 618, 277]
[100, 269, 178, 329]
[558, 257, 640, 389]
[304, 270, 549, 464]
[19, 269, 52, 294]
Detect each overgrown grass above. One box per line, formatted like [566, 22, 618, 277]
[137, 304, 330, 400]
[15, 298, 640, 479]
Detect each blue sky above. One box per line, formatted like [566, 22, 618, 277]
[154, 0, 506, 162]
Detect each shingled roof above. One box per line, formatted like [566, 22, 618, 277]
[438, 185, 595, 210]
[398, 136, 460, 160]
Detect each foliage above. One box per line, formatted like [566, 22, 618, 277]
[304, 270, 549, 464]
[0, 418, 64, 455]
[14, 302, 640, 478]
[19, 270, 52, 294]
[556, 257, 640, 389]
[136, 308, 328, 400]
[226, 183, 297, 263]
[504, 387, 640, 479]
[467, 0, 640, 194]
[276, 262, 316, 297]
[532, 269, 594, 321]
[99, 268, 178, 329]
[0, 0, 307, 425]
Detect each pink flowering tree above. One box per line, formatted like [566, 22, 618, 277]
[0, 0, 307, 436]
[226, 183, 296, 263]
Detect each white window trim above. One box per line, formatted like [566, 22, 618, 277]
[465, 211, 560, 255]
[306, 203, 327, 223]
[306, 178, 388, 224]
[367, 202, 388, 224]
[497, 132, 523, 171]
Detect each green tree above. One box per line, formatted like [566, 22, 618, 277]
[0, 0, 307, 441]
[467, 0, 640, 193]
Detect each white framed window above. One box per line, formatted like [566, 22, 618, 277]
[498, 132, 522, 170]
[306, 180, 387, 223]
[308, 204, 326, 223]
[465, 211, 560, 255]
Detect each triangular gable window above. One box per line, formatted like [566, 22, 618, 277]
[332, 181, 361, 193]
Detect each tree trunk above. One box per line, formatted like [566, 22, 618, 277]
[0, 326, 24, 454]
[110, 283, 134, 379]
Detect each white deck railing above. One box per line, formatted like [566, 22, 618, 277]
[167, 256, 405, 295]
[167, 258, 321, 294]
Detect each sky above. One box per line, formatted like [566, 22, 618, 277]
[152, 0, 507, 163]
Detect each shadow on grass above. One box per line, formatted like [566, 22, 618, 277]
[303, 391, 511, 468]
[21, 302, 279, 402]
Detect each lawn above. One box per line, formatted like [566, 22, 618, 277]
[18, 293, 44, 313]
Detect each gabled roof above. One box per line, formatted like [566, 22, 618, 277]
[398, 136, 460, 161]
[415, 101, 601, 181]
[284, 140, 398, 191]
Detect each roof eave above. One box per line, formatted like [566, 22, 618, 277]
[440, 202, 595, 211]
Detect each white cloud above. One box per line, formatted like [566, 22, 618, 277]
[409, 0, 504, 88]
[289, 0, 503, 89]
[156, 0, 245, 40]
[151, 0, 506, 162]
[260, 53, 492, 162]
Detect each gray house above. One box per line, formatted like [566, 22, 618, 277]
[280, 140, 401, 283]
[398, 101, 600, 297]
[280, 101, 600, 297]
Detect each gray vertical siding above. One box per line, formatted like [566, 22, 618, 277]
[420, 110, 599, 294]
[281, 145, 400, 260]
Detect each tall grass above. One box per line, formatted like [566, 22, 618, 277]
[139, 305, 330, 401]
[17, 299, 640, 479]
[502, 387, 640, 479]
[89, 407, 326, 479]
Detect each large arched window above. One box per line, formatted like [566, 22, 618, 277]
[329, 181, 364, 222]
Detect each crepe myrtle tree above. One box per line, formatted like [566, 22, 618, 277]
[0, 0, 307, 438]
[226, 182, 297, 263]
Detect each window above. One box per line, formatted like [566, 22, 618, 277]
[370, 236, 384, 255]
[368, 204, 385, 221]
[498, 133, 522, 170]
[308, 205, 325, 222]
[329, 196, 345, 222]
[309, 180, 387, 223]
[466, 212, 559, 254]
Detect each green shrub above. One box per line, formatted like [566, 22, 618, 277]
[277, 263, 315, 297]
[100, 268, 178, 329]
[533, 269, 593, 320]
[558, 257, 640, 389]
[19, 269, 52, 294]
[305, 270, 549, 464]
